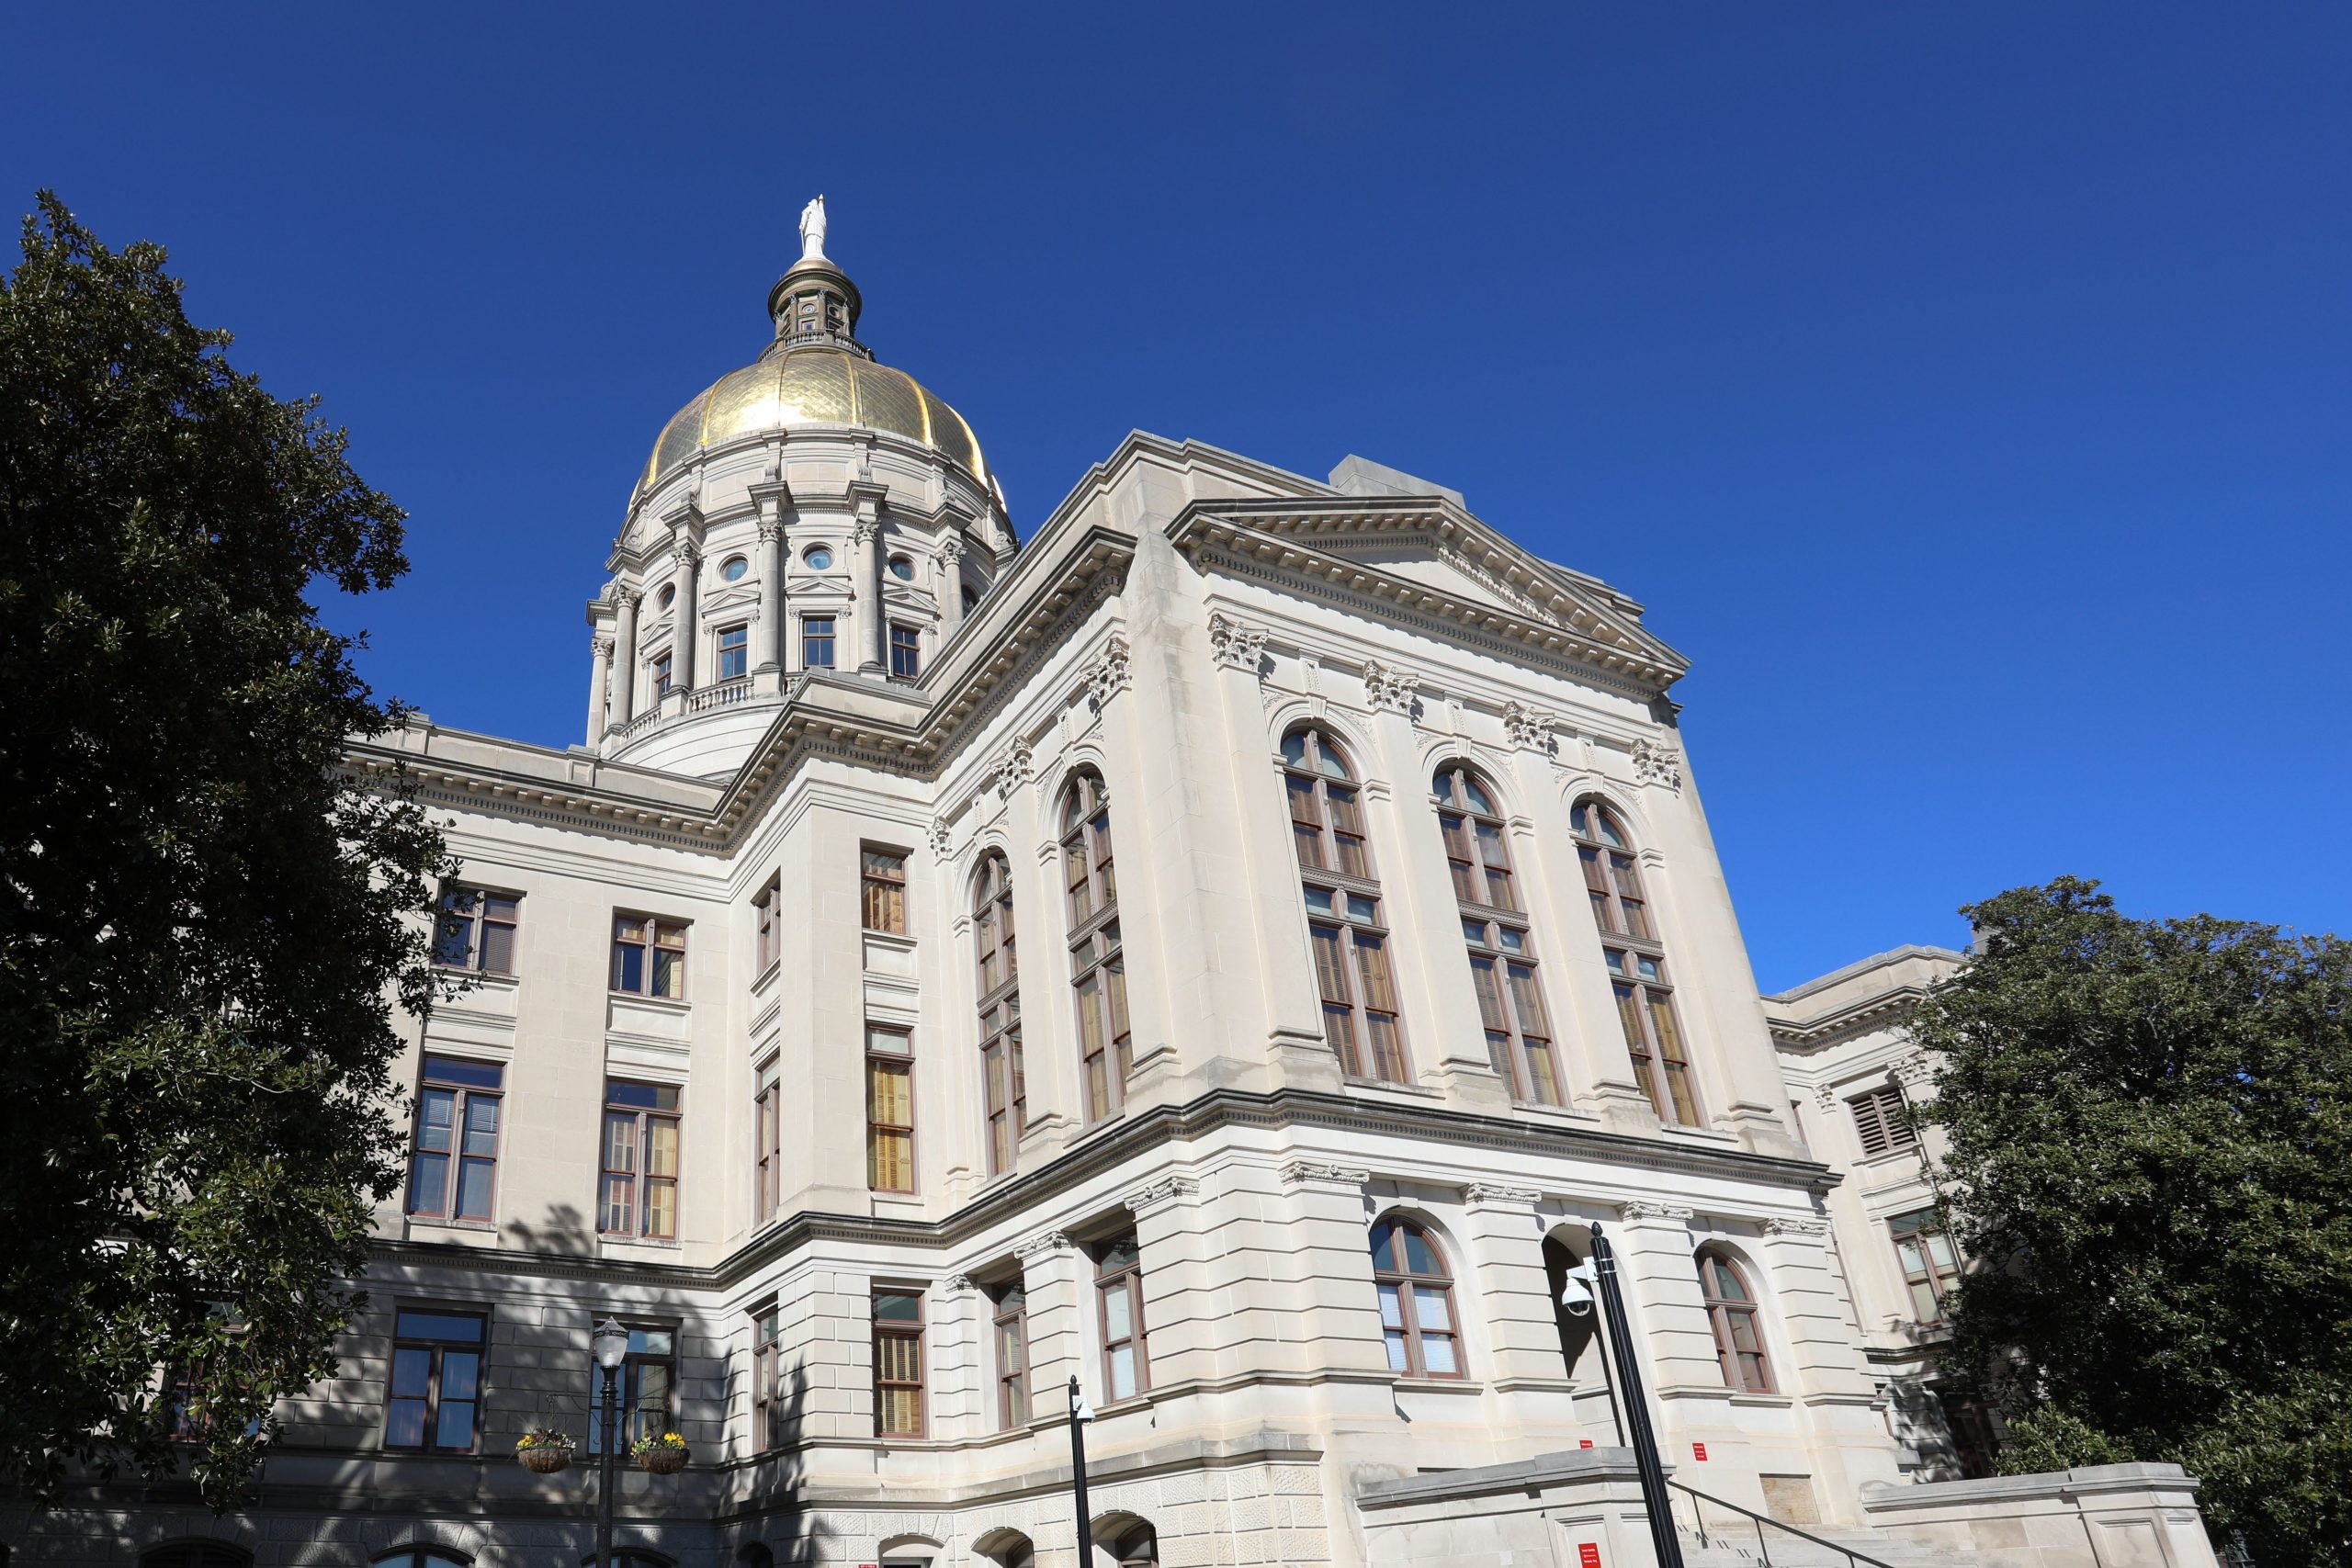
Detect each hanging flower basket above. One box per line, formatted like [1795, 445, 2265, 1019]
[633, 1431, 689, 1474]
[516, 1429, 574, 1474]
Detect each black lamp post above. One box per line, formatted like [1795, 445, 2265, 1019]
[1569, 1223, 1685, 1568]
[1067, 1375, 1097, 1567]
[592, 1317, 629, 1568]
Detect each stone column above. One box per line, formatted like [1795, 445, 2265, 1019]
[609, 587, 639, 728]
[1611, 1202, 1728, 1449]
[585, 633, 613, 743]
[1013, 1228, 1082, 1415]
[671, 540, 702, 693]
[1458, 1184, 1573, 1402]
[931, 1274, 982, 1439]
[935, 534, 966, 645]
[755, 518, 785, 675]
[1125, 1174, 1207, 1392]
[853, 516, 886, 673]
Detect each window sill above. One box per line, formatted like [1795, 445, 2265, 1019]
[1345, 1075, 1443, 1100]
[1658, 1122, 1741, 1145]
[1391, 1375, 1481, 1394]
[1729, 1392, 1794, 1408]
[861, 929, 918, 953]
[404, 1216, 499, 1239]
[597, 1235, 683, 1257]
[751, 960, 780, 993]
[436, 967, 519, 989]
[609, 990, 692, 1011]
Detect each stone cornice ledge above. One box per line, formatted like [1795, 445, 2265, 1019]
[1358, 1446, 1645, 1508]
[1860, 1462, 2201, 1507]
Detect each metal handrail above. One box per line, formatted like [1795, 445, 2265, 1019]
[1667, 1479, 1902, 1568]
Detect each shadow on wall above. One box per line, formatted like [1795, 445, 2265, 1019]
[506, 1202, 595, 1257]
[736, 1359, 831, 1568]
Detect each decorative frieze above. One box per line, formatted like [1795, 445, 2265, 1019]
[1632, 738, 1682, 792]
[1013, 1228, 1074, 1260]
[1124, 1174, 1201, 1215]
[1279, 1158, 1371, 1192]
[1208, 612, 1269, 675]
[1462, 1182, 1542, 1208]
[1761, 1216, 1831, 1238]
[1620, 1201, 1695, 1224]
[1088, 634, 1133, 707]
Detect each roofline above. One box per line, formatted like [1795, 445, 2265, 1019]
[1763, 943, 1968, 1005]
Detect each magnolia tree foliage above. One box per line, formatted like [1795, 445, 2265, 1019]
[1914, 878, 2352, 1568]
[0, 195, 447, 1508]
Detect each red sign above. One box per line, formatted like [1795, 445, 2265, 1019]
[1578, 1544, 1602, 1568]
[1693, 1442, 1709, 1461]
[1578, 1438, 1595, 1449]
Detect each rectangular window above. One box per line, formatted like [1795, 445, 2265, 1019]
[1888, 1207, 1961, 1321]
[873, 1290, 925, 1438]
[1849, 1083, 1917, 1159]
[653, 650, 674, 699]
[717, 623, 749, 681]
[752, 876, 780, 976]
[612, 913, 688, 999]
[166, 1303, 249, 1442]
[993, 1283, 1029, 1428]
[802, 615, 836, 670]
[405, 1055, 503, 1224]
[753, 1056, 781, 1225]
[1096, 1235, 1148, 1402]
[861, 847, 907, 934]
[752, 1305, 785, 1451]
[866, 1026, 914, 1192]
[433, 886, 518, 975]
[385, 1308, 485, 1452]
[586, 1325, 673, 1452]
[888, 623, 921, 679]
[600, 1078, 682, 1240]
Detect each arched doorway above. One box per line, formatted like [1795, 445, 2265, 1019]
[1544, 1232, 1621, 1443]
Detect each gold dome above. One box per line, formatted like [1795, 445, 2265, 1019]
[640, 343, 986, 490]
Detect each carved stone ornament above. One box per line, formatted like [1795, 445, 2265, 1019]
[1632, 739, 1682, 792]
[928, 819, 953, 862]
[676, 539, 704, 569]
[1761, 1216, 1831, 1238]
[1207, 612, 1270, 675]
[1088, 634, 1133, 707]
[987, 736, 1035, 800]
[1502, 701, 1556, 751]
[852, 518, 881, 547]
[940, 1273, 976, 1294]
[1278, 1158, 1371, 1191]
[1815, 1084, 1840, 1114]
[1013, 1228, 1074, 1260]
[1892, 1055, 1937, 1089]
[756, 517, 784, 545]
[592, 635, 615, 660]
[1619, 1201, 1696, 1224]
[936, 534, 965, 566]
[1363, 660, 1418, 716]
[1462, 1182, 1542, 1208]
[1124, 1174, 1201, 1214]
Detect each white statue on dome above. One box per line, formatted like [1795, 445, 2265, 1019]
[798, 195, 827, 262]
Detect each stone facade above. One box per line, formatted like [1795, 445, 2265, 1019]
[4, 241, 2220, 1568]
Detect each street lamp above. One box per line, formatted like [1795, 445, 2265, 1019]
[1581, 1223, 1684, 1568]
[1068, 1376, 1097, 1568]
[592, 1317, 629, 1568]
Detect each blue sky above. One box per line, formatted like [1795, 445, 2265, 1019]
[7, 5, 2346, 990]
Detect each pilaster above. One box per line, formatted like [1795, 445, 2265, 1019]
[609, 587, 639, 729]
[1125, 1174, 1208, 1391]
[585, 632, 613, 744]
[929, 1272, 982, 1439]
[1455, 1184, 1576, 1414]
[1013, 1228, 1082, 1417]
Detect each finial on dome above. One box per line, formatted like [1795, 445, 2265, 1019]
[798, 195, 828, 262]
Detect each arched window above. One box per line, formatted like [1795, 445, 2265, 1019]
[1059, 772, 1129, 1121]
[142, 1548, 253, 1568]
[1435, 764, 1560, 1105]
[1369, 1217, 1460, 1378]
[1284, 728, 1407, 1083]
[973, 852, 1024, 1174]
[1697, 1249, 1773, 1393]
[1572, 798, 1697, 1126]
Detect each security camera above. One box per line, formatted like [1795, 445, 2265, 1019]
[1559, 1261, 1598, 1317]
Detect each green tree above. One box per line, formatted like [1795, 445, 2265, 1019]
[0, 194, 446, 1508]
[1914, 877, 2352, 1568]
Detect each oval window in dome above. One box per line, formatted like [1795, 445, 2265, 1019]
[720, 556, 748, 582]
[804, 546, 834, 571]
[888, 555, 916, 581]
[657, 584, 676, 610]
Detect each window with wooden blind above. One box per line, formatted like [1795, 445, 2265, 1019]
[1059, 772, 1131, 1122]
[752, 875, 780, 976]
[974, 852, 1025, 1176]
[861, 847, 908, 933]
[1436, 764, 1562, 1106]
[992, 1282, 1030, 1428]
[405, 1055, 503, 1224]
[1284, 728, 1409, 1083]
[1888, 1206, 1961, 1321]
[600, 1079, 682, 1239]
[752, 1056, 780, 1224]
[1849, 1083, 1917, 1158]
[1370, 1216, 1461, 1378]
[873, 1290, 925, 1438]
[611, 913, 688, 999]
[1572, 798, 1698, 1125]
[866, 1026, 914, 1192]
[752, 1304, 785, 1451]
[1697, 1250, 1773, 1393]
[1096, 1235, 1148, 1401]
[434, 885, 518, 975]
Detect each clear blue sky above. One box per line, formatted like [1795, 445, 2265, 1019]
[8, 5, 2346, 990]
